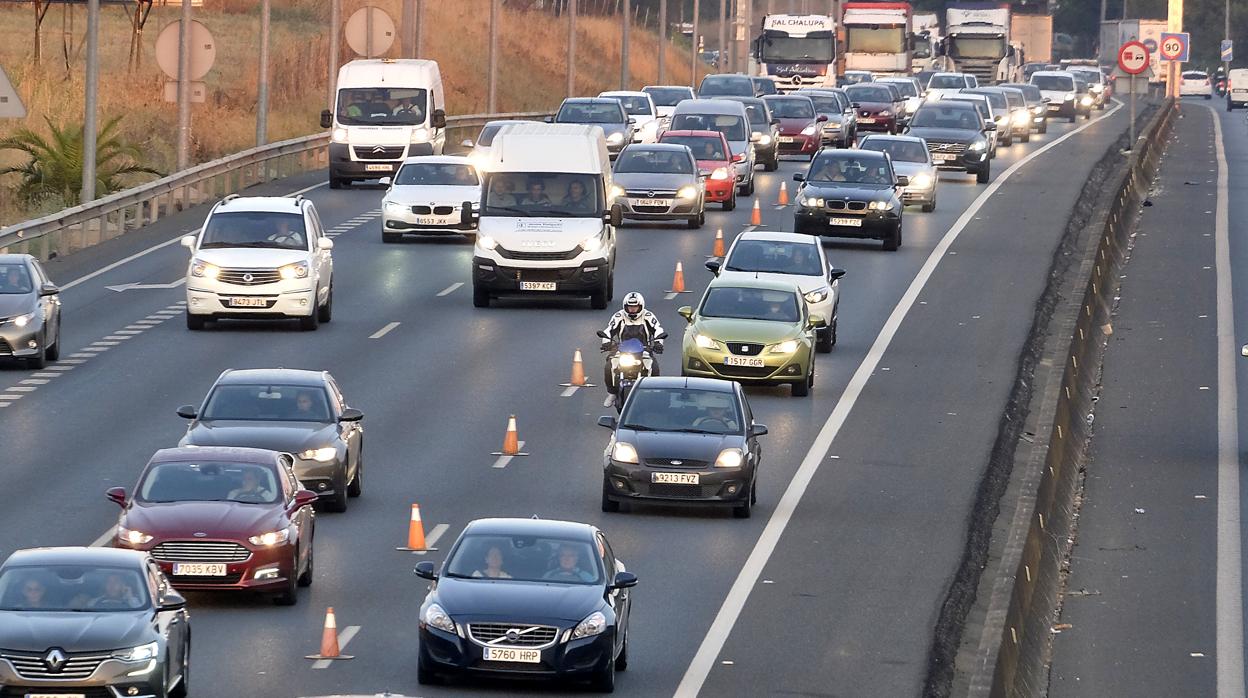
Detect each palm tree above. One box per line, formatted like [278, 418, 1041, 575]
[0, 116, 162, 207]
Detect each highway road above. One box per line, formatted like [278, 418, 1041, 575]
[0, 102, 1134, 697]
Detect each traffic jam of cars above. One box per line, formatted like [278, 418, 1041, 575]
[0, 45, 1117, 696]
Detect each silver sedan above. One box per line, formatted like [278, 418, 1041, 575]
[0, 254, 61, 369]
[859, 135, 940, 212]
[610, 143, 706, 229]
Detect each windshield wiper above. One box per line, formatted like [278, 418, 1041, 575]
[669, 427, 723, 434]
[620, 423, 658, 431]
[200, 241, 282, 249]
[442, 571, 474, 580]
[485, 206, 531, 215]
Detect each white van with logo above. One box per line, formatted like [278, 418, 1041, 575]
[320, 59, 446, 189]
[467, 124, 619, 309]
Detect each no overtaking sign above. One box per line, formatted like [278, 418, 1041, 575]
[1118, 41, 1149, 75]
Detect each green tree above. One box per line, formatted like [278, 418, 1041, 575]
[0, 116, 161, 207]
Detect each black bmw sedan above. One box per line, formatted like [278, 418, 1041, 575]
[415, 518, 636, 692]
[599, 376, 768, 518]
[793, 148, 905, 251]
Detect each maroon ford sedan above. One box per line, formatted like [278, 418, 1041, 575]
[108, 446, 317, 605]
[844, 84, 905, 134]
[762, 94, 827, 159]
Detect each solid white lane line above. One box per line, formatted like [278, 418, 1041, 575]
[437, 282, 464, 297]
[90, 528, 114, 548]
[414, 524, 450, 557]
[1209, 107, 1245, 698]
[491, 441, 527, 469]
[369, 322, 400, 340]
[311, 626, 360, 669]
[674, 100, 1125, 698]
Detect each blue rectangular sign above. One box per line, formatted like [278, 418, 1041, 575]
[1222, 39, 1234, 62]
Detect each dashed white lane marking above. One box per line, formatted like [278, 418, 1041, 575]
[437, 282, 464, 297]
[0, 395, 24, 401]
[491, 441, 527, 469]
[664, 292, 679, 300]
[58, 359, 88, 364]
[5, 387, 37, 393]
[92, 341, 120, 346]
[30, 372, 60, 378]
[90, 528, 114, 548]
[311, 626, 361, 669]
[69, 353, 95, 359]
[561, 386, 579, 397]
[103, 335, 134, 340]
[20, 379, 49, 385]
[369, 322, 400, 340]
[413, 524, 450, 557]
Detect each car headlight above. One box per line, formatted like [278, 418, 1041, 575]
[677, 185, 699, 200]
[910, 172, 933, 189]
[801, 124, 817, 136]
[248, 528, 291, 547]
[1091, 84, 1104, 93]
[714, 448, 744, 468]
[801, 196, 825, 208]
[190, 260, 220, 279]
[117, 525, 153, 546]
[573, 611, 607, 639]
[299, 446, 338, 462]
[1080, 95, 1093, 106]
[383, 200, 407, 213]
[580, 231, 605, 254]
[824, 121, 841, 130]
[618, 353, 640, 368]
[114, 641, 159, 663]
[1032, 106, 1044, 116]
[1012, 111, 1029, 126]
[968, 139, 988, 152]
[477, 234, 498, 251]
[710, 167, 730, 181]
[606, 132, 625, 145]
[927, 92, 942, 101]
[769, 339, 800, 354]
[1063, 93, 1075, 101]
[331, 127, 348, 143]
[868, 200, 894, 211]
[611, 441, 639, 464]
[410, 127, 431, 143]
[995, 116, 1008, 128]
[279, 261, 310, 280]
[694, 333, 720, 350]
[422, 603, 456, 634]
[756, 134, 772, 146]
[609, 184, 626, 199]
[804, 287, 829, 304]
[11, 311, 35, 328]
[879, 110, 892, 117]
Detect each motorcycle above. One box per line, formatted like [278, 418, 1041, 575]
[597, 330, 666, 412]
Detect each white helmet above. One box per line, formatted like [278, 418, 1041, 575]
[622, 292, 645, 320]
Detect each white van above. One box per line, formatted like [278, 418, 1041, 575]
[467, 123, 619, 309]
[1227, 69, 1248, 111]
[320, 59, 447, 189]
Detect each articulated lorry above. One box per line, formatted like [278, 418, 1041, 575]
[938, 2, 1020, 84]
[754, 14, 838, 91]
[841, 2, 911, 75]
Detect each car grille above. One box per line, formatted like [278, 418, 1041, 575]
[468, 623, 559, 648]
[1, 688, 114, 698]
[216, 267, 282, 286]
[412, 205, 456, 215]
[353, 145, 406, 160]
[0, 338, 11, 357]
[902, 190, 926, 203]
[169, 572, 245, 585]
[0, 650, 110, 680]
[151, 540, 251, 563]
[716, 364, 774, 378]
[824, 200, 868, 213]
[497, 245, 583, 261]
[645, 458, 710, 468]
[624, 189, 677, 198]
[926, 140, 968, 154]
[726, 342, 763, 356]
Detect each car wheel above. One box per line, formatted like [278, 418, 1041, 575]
[318, 284, 333, 323]
[272, 555, 299, 606]
[418, 651, 444, 685]
[1228, 99, 1236, 112]
[324, 470, 349, 513]
[816, 326, 834, 354]
[347, 448, 363, 497]
[472, 283, 490, 308]
[607, 270, 615, 302]
[883, 223, 901, 251]
[299, 306, 320, 331]
[723, 192, 735, 211]
[382, 231, 401, 243]
[45, 329, 60, 362]
[765, 155, 779, 172]
[1020, 131, 1030, 143]
[616, 631, 629, 670]
[601, 480, 621, 513]
[751, 479, 758, 505]
[297, 538, 314, 587]
[186, 313, 206, 331]
[976, 162, 991, 184]
[733, 487, 753, 518]
[26, 340, 46, 370]
[1205, 94, 1212, 101]
[169, 638, 190, 698]
[591, 653, 616, 693]
[921, 199, 935, 213]
[590, 283, 609, 310]
[792, 364, 812, 397]
[687, 212, 703, 229]
[1039, 122, 1048, 134]
[329, 176, 344, 190]
[1068, 114, 1077, 123]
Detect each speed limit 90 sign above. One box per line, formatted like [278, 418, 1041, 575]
[1118, 41, 1149, 74]
[1159, 32, 1190, 62]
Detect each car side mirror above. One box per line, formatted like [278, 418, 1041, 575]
[771, 118, 781, 126]
[317, 237, 334, 251]
[851, 102, 862, 109]
[792, 172, 805, 182]
[705, 259, 722, 274]
[597, 415, 618, 429]
[414, 561, 438, 580]
[106, 487, 128, 507]
[698, 169, 711, 179]
[461, 139, 475, 148]
[816, 114, 828, 122]
[984, 122, 996, 132]
[677, 306, 693, 322]
[895, 174, 910, 187]
[158, 589, 187, 612]
[461, 201, 478, 226]
[828, 267, 846, 281]
[339, 407, 364, 422]
[176, 405, 198, 419]
[612, 571, 639, 589]
[379, 177, 392, 187]
[180, 235, 196, 250]
[39, 282, 59, 297]
[750, 424, 769, 437]
[1241, 343, 1248, 358]
[627, 117, 637, 125]
[544, 115, 555, 123]
[291, 489, 318, 511]
[320, 109, 333, 129]
[431, 109, 447, 129]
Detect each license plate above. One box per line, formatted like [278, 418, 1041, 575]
[631, 198, 669, 207]
[859, 117, 876, 124]
[227, 297, 269, 308]
[27, 694, 86, 698]
[829, 217, 863, 227]
[520, 281, 557, 291]
[173, 563, 226, 576]
[724, 356, 765, 367]
[483, 647, 542, 663]
[933, 153, 956, 162]
[778, 136, 796, 143]
[652, 472, 700, 485]
[1048, 104, 1061, 111]
[414, 217, 449, 225]
[365, 164, 393, 172]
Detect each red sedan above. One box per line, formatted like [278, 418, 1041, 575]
[658, 129, 738, 210]
[845, 84, 905, 134]
[109, 446, 317, 605]
[763, 94, 826, 159]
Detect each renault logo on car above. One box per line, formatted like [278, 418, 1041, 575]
[43, 648, 66, 672]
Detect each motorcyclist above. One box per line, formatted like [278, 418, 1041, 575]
[600, 292, 664, 394]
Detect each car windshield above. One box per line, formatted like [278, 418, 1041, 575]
[0, 263, 32, 294]
[395, 162, 478, 186]
[910, 105, 980, 130]
[661, 135, 726, 161]
[1183, 71, 1208, 80]
[725, 239, 823, 276]
[949, 36, 1005, 60]
[335, 87, 427, 126]
[199, 211, 308, 251]
[604, 95, 652, 115]
[757, 33, 835, 63]
[1071, 70, 1103, 84]
[739, 102, 768, 128]
[202, 384, 332, 422]
[928, 75, 967, 89]
[137, 461, 281, 504]
[860, 138, 928, 163]
[808, 155, 893, 185]
[846, 86, 895, 103]
[482, 172, 602, 216]
[0, 565, 150, 612]
[752, 78, 778, 95]
[621, 387, 743, 434]
[765, 97, 815, 119]
[699, 77, 754, 97]
[614, 149, 694, 174]
[1003, 84, 1042, 101]
[967, 91, 1007, 109]
[443, 534, 603, 585]
[803, 92, 844, 114]
[881, 81, 918, 98]
[644, 87, 693, 106]
[700, 286, 801, 323]
[557, 102, 624, 124]
[671, 113, 748, 142]
[846, 26, 905, 53]
[1032, 75, 1074, 91]
[475, 123, 515, 148]
[842, 72, 873, 85]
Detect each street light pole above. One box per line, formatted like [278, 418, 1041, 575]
[256, 0, 271, 146]
[621, 0, 630, 89]
[567, 0, 577, 96]
[691, 0, 700, 87]
[82, 0, 100, 202]
[487, 0, 499, 113]
[719, 0, 727, 72]
[328, 0, 340, 112]
[175, 0, 192, 172]
[658, 0, 666, 84]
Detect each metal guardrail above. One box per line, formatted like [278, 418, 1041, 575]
[0, 111, 554, 261]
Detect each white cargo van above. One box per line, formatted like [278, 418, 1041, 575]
[320, 59, 447, 189]
[1227, 69, 1248, 111]
[466, 124, 619, 309]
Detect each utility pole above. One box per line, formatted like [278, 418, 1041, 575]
[401, 0, 415, 57]
[175, 0, 192, 171]
[567, 0, 577, 95]
[82, 0, 100, 202]
[719, 0, 727, 72]
[1100, 0, 1107, 22]
[414, 0, 423, 57]
[256, 0, 271, 146]
[487, 0, 499, 113]
[328, 0, 340, 112]
[691, 0, 700, 86]
[1224, 0, 1231, 77]
[658, 0, 666, 84]
[621, 0, 630, 89]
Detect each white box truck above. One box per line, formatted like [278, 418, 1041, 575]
[468, 123, 619, 309]
[939, 2, 1020, 84]
[754, 14, 838, 91]
[841, 2, 912, 75]
[320, 59, 447, 189]
[1011, 13, 1052, 65]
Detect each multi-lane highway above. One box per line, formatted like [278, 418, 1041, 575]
[0, 102, 1135, 696]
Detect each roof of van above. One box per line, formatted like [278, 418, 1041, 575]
[337, 59, 441, 88]
[671, 99, 750, 115]
[488, 123, 609, 174]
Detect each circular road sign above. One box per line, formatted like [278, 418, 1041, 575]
[1160, 35, 1185, 61]
[345, 6, 396, 57]
[1118, 41, 1149, 75]
[154, 20, 216, 81]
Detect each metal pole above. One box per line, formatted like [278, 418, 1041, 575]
[1129, 74, 1136, 148]
[567, 0, 577, 96]
[175, 0, 192, 172]
[487, 0, 498, 112]
[256, 0, 270, 146]
[691, 0, 700, 86]
[719, 0, 727, 72]
[401, 0, 415, 57]
[658, 0, 666, 84]
[328, 0, 340, 111]
[365, 5, 374, 58]
[1224, 0, 1230, 79]
[82, 0, 99, 202]
[621, 0, 630, 88]
[414, 0, 423, 58]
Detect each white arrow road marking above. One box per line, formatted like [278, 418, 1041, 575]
[105, 279, 187, 292]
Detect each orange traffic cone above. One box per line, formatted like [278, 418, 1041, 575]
[560, 349, 594, 387]
[712, 228, 725, 257]
[491, 415, 528, 456]
[778, 181, 789, 206]
[668, 261, 687, 293]
[749, 198, 762, 225]
[305, 607, 354, 660]
[396, 504, 435, 551]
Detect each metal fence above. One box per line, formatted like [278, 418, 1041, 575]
[0, 111, 553, 261]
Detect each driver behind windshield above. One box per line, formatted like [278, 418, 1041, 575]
[561, 180, 593, 211]
[228, 467, 275, 502]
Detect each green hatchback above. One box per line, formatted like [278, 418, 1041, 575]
[678, 277, 822, 397]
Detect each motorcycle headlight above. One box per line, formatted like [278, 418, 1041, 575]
[1091, 84, 1104, 93]
[694, 333, 720, 350]
[279, 262, 310, 280]
[910, 173, 933, 189]
[609, 184, 626, 199]
[573, 611, 607, 639]
[606, 132, 625, 145]
[968, 139, 988, 152]
[477, 234, 498, 251]
[299, 446, 338, 462]
[714, 448, 744, 468]
[248, 528, 291, 547]
[410, 127, 431, 143]
[422, 603, 456, 634]
[710, 167, 730, 181]
[801, 124, 817, 136]
[804, 287, 830, 304]
[618, 353, 640, 368]
[190, 260, 220, 279]
[11, 311, 35, 328]
[801, 196, 825, 208]
[677, 185, 699, 200]
[769, 339, 800, 354]
[117, 525, 153, 546]
[1080, 95, 1093, 106]
[611, 441, 639, 464]
[113, 642, 159, 663]
[331, 127, 349, 143]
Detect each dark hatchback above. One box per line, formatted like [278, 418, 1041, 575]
[415, 518, 636, 692]
[0, 547, 190, 698]
[903, 101, 994, 184]
[793, 149, 905, 250]
[599, 376, 767, 518]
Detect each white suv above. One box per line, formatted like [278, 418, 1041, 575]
[182, 195, 334, 331]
